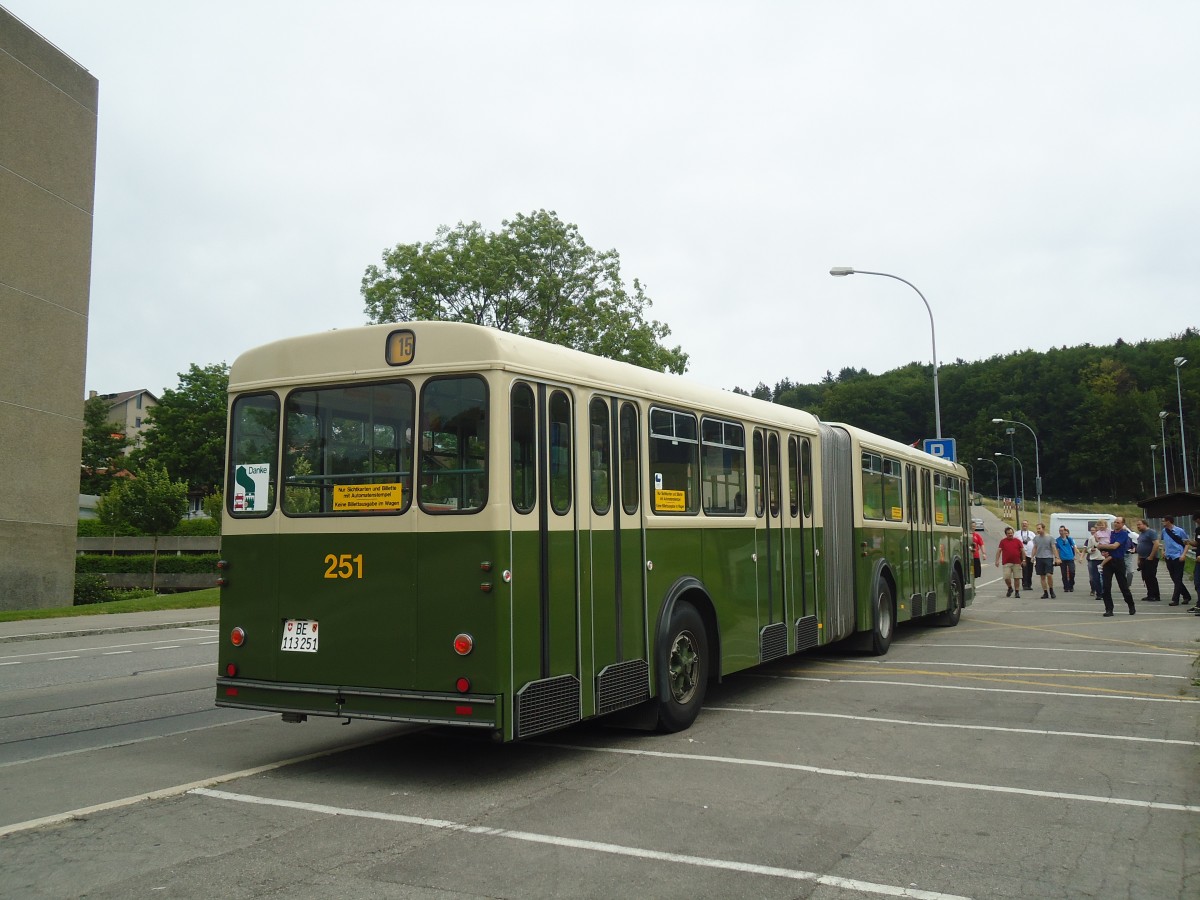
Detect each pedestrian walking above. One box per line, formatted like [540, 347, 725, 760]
[1084, 525, 1104, 597]
[1160, 515, 1192, 607]
[1134, 518, 1162, 602]
[996, 525, 1026, 598]
[1054, 525, 1077, 592]
[1032, 522, 1057, 598]
[971, 528, 986, 579]
[1015, 520, 1036, 591]
[1098, 517, 1137, 616]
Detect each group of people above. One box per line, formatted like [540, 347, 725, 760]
[994, 516, 1200, 617]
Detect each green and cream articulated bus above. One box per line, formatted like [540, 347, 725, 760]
[215, 322, 973, 741]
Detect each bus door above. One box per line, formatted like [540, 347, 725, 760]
[510, 382, 583, 739]
[911, 467, 937, 615]
[786, 435, 819, 652]
[586, 398, 649, 718]
[753, 429, 788, 662]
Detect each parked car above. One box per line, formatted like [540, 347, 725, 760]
[971, 517, 985, 531]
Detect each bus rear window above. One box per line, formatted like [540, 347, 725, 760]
[282, 381, 414, 516]
[227, 393, 280, 516]
[419, 376, 488, 514]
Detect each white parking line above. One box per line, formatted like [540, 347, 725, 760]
[912, 643, 1190, 658]
[189, 787, 973, 900]
[705, 706, 1200, 747]
[547, 744, 1200, 814]
[871, 659, 1190, 679]
[761, 674, 1194, 704]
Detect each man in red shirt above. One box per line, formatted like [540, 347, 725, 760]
[971, 529, 986, 579]
[996, 525, 1026, 598]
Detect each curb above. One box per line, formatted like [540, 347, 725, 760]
[0, 618, 219, 644]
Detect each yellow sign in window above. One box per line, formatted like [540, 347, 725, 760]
[333, 483, 403, 512]
[655, 489, 687, 512]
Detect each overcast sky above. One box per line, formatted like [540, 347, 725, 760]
[10, 1, 1199, 403]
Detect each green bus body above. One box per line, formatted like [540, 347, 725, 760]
[215, 322, 973, 741]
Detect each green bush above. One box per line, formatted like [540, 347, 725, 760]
[171, 517, 220, 536]
[77, 519, 141, 537]
[74, 574, 115, 605]
[75, 554, 220, 574]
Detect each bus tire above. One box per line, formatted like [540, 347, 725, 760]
[871, 582, 894, 656]
[655, 601, 709, 733]
[937, 570, 963, 627]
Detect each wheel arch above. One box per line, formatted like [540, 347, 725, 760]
[654, 575, 721, 685]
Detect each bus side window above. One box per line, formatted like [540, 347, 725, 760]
[590, 397, 611, 515]
[511, 383, 536, 514]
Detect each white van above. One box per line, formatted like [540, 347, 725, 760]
[1048, 513, 1116, 549]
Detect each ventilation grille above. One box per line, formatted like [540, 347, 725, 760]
[795, 615, 818, 652]
[910, 592, 924, 618]
[515, 675, 580, 739]
[596, 659, 650, 716]
[760, 622, 788, 662]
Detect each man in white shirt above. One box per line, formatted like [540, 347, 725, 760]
[1015, 519, 1036, 591]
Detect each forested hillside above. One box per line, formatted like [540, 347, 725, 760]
[736, 328, 1200, 505]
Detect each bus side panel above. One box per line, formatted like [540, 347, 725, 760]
[415, 529, 507, 698]
[216, 533, 280, 683]
[508, 527, 542, 695]
[546, 527, 579, 678]
[700, 525, 758, 674]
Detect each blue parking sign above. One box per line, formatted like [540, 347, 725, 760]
[923, 438, 956, 461]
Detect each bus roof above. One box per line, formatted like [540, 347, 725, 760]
[230, 321, 825, 431]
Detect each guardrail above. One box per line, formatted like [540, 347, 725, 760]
[77, 536, 220, 555]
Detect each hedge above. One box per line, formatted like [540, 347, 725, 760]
[77, 518, 220, 537]
[75, 554, 220, 574]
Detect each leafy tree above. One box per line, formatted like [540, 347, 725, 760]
[361, 209, 689, 374]
[202, 491, 223, 527]
[80, 395, 131, 494]
[133, 363, 229, 494]
[97, 465, 188, 592]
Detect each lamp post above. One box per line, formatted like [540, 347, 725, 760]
[992, 417, 1041, 521]
[977, 457, 1000, 508]
[830, 267, 941, 438]
[996, 452, 1025, 516]
[1151, 443, 1159, 496]
[1160, 412, 1172, 494]
[1174, 357, 1189, 492]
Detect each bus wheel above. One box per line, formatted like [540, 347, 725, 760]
[937, 571, 964, 627]
[871, 582, 894, 655]
[656, 601, 709, 733]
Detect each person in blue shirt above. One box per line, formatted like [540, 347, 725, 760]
[1053, 526, 1077, 592]
[1097, 517, 1137, 616]
[1160, 515, 1192, 607]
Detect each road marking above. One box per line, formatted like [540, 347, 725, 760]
[103, 651, 132, 656]
[0, 634, 219, 663]
[961, 617, 1187, 654]
[547, 744, 1200, 814]
[189, 787, 973, 900]
[760, 673, 1193, 703]
[48, 656, 79, 661]
[152, 646, 181, 651]
[911, 642, 1190, 658]
[872, 659, 1190, 679]
[0, 735, 391, 838]
[705, 706, 1200, 747]
[0, 661, 20, 667]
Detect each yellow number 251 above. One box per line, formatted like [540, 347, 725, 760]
[323, 553, 364, 580]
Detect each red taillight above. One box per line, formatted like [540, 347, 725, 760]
[226, 663, 238, 677]
[455, 677, 471, 693]
[230, 626, 246, 647]
[453, 633, 473, 656]
[216, 559, 229, 569]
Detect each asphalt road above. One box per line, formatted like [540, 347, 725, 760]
[1, 573, 1197, 899]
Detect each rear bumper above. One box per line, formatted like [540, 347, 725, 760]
[215, 677, 499, 730]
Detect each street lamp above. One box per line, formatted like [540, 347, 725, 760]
[1160, 411, 1172, 493]
[977, 457, 1000, 509]
[992, 417, 1041, 521]
[995, 451, 1025, 516]
[830, 267, 941, 438]
[1174, 357, 1189, 492]
[1151, 443, 1159, 496]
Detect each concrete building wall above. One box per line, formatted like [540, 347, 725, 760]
[0, 7, 98, 609]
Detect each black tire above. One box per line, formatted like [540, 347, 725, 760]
[937, 570, 964, 627]
[871, 581, 894, 656]
[655, 601, 709, 733]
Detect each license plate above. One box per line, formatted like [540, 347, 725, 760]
[281, 619, 319, 652]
